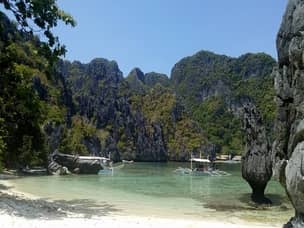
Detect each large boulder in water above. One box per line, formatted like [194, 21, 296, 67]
[272, 0, 304, 226]
[242, 104, 272, 204]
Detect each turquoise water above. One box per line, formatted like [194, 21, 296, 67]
[8, 162, 293, 225]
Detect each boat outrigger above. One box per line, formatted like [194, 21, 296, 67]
[122, 160, 134, 164]
[174, 157, 230, 176]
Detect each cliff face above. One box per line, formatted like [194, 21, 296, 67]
[44, 50, 277, 162]
[272, 0, 304, 226]
[171, 51, 276, 155]
[54, 59, 169, 162]
[171, 51, 275, 106]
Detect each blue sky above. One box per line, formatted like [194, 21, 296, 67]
[54, 0, 287, 76]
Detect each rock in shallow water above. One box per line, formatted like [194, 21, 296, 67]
[242, 104, 272, 204]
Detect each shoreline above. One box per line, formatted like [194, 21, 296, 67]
[0, 178, 283, 228]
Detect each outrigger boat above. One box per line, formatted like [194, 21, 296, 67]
[122, 160, 134, 164]
[174, 157, 230, 176]
[98, 152, 125, 175]
[49, 151, 114, 175]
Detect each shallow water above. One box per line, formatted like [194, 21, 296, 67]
[8, 162, 293, 225]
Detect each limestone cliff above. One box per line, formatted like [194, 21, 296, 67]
[272, 0, 304, 226]
[242, 104, 272, 204]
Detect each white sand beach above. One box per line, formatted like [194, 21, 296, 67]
[0, 179, 282, 228]
[0, 214, 281, 228]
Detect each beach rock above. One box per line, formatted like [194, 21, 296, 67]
[272, 0, 304, 226]
[242, 104, 272, 204]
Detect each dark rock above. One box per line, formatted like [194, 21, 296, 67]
[242, 104, 272, 204]
[133, 112, 167, 162]
[272, 0, 304, 225]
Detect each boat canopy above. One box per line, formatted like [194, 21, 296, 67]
[78, 156, 110, 161]
[190, 158, 211, 163]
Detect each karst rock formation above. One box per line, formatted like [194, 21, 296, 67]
[272, 0, 304, 227]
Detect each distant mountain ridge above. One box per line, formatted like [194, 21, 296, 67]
[0, 12, 276, 166]
[47, 50, 276, 160]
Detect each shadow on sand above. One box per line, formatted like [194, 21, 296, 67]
[203, 193, 291, 212]
[0, 192, 122, 219]
[0, 183, 13, 191]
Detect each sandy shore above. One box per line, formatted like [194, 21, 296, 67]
[0, 179, 281, 228]
[0, 214, 281, 228]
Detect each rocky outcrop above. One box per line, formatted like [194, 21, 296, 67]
[134, 118, 167, 161]
[144, 72, 170, 88]
[126, 68, 146, 94]
[49, 49, 276, 163]
[126, 68, 170, 93]
[272, 0, 304, 227]
[242, 104, 272, 204]
[171, 50, 275, 106]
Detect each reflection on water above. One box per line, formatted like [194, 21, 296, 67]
[8, 162, 293, 225]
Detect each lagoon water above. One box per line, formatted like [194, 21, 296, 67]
[9, 162, 293, 225]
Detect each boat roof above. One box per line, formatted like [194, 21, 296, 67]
[78, 156, 110, 161]
[190, 158, 211, 163]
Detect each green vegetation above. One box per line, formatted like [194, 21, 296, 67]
[1, 0, 75, 58]
[168, 119, 206, 160]
[130, 84, 207, 160]
[233, 75, 275, 132]
[171, 51, 276, 155]
[193, 97, 243, 154]
[0, 26, 47, 167]
[59, 116, 92, 155]
[0, 0, 74, 169]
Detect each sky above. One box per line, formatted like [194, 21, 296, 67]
[53, 0, 287, 76]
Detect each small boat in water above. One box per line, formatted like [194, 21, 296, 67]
[98, 168, 113, 175]
[174, 157, 230, 176]
[21, 167, 47, 176]
[49, 151, 115, 175]
[98, 162, 125, 175]
[122, 160, 134, 164]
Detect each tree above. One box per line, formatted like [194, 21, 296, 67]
[0, 0, 76, 58]
[0, 118, 6, 171]
[0, 1, 75, 169]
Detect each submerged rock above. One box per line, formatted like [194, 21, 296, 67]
[242, 104, 272, 204]
[272, 0, 304, 226]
